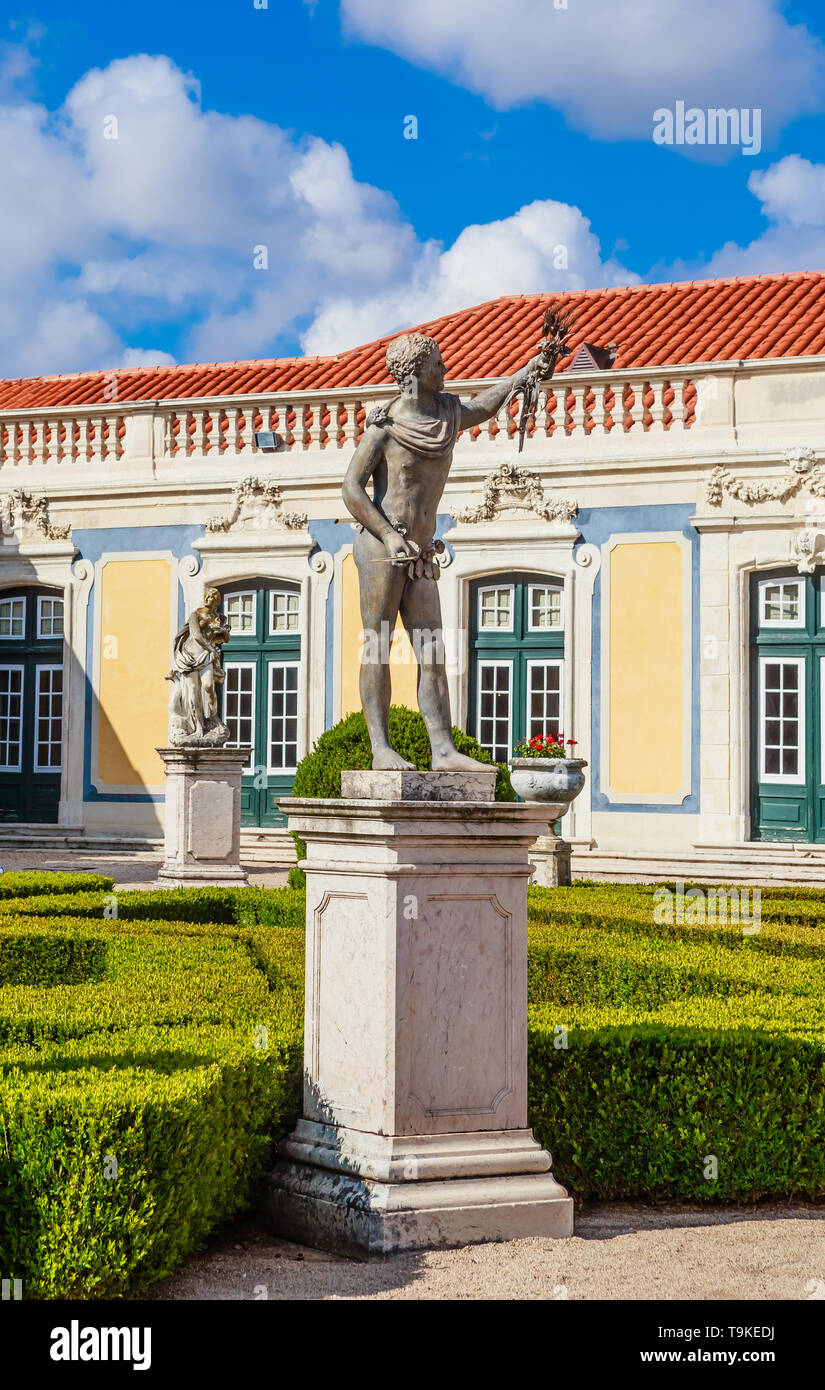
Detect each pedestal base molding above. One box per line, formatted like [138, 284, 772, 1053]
[530, 834, 572, 887]
[263, 1164, 572, 1259]
[156, 745, 250, 888]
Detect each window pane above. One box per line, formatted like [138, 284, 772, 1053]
[527, 663, 562, 741]
[271, 591, 300, 632]
[762, 581, 801, 625]
[223, 664, 255, 768]
[0, 597, 25, 639]
[225, 593, 256, 634]
[530, 587, 562, 630]
[34, 667, 63, 770]
[476, 663, 511, 762]
[0, 666, 23, 769]
[269, 664, 298, 768]
[37, 596, 64, 638]
[761, 660, 803, 781]
[479, 588, 512, 630]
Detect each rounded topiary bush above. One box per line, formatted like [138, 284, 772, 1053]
[289, 706, 514, 868]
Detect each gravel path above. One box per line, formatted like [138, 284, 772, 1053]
[151, 1206, 825, 1301]
[0, 850, 289, 890]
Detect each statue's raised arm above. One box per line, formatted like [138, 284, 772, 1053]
[341, 312, 572, 771]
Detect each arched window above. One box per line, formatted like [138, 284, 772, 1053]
[468, 572, 564, 762]
[220, 581, 301, 827]
[0, 586, 64, 822]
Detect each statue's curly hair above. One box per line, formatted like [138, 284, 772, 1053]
[385, 332, 440, 386]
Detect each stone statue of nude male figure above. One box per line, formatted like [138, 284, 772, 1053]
[342, 331, 550, 771]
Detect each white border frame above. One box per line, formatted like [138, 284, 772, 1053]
[222, 658, 257, 772]
[194, 529, 330, 768]
[475, 656, 514, 763]
[758, 575, 805, 630]
[758, 653, 805, 785]
[269, 585, 301, 636]
[266, 658, 301, 775]
[0, 662, 24, 772]
[224, 589, 258, 639]
[36, 593, 64, 640]
[525, 656, 564, 740]
[33, 663, 63, 772]
[526, 582, 564, 634]
[477, 582, 515, 634]
[0, 595, 26, 641]
[600, 531, 693, 806]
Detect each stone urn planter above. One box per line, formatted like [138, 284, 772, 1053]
[509, 757, 587, 813]
[508, 757, 588, 888]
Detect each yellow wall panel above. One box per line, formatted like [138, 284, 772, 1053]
[608, 541, 684, 797]
[97, 558, 172, 786]
[340, 552, 419, 717]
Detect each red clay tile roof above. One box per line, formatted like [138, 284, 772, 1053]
[2, 270, 824, 410]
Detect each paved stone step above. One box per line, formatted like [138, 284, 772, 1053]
[572, 847, 825, 887]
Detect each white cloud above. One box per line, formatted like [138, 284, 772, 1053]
[0, 45, 636, 376]
[655, 154, 825, 281]
[5, 39, 823, 386]
[747, 154, 825, 228]
[332, 0, 825, 146]
[15, 301, 120, 380]
[117, 348, 178, 369]
[302, 198, 638, 356]
[0, 49, 422, 374]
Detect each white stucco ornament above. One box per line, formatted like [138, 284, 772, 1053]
[451, 462, 577, 525]
[707, 447, 823, 507]
[790, 529, 824, 573]
[0, 490, 71, 543]
[205, 476, 308, 533]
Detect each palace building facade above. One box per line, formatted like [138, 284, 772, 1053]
[2, 268, 825, 881]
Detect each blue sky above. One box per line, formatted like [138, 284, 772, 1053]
[1, 0, 824, 377]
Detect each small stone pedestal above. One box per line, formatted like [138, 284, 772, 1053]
[262, 768, 573, 1257]
[530, 831, 573, 887]
[156, 745, 250, 887]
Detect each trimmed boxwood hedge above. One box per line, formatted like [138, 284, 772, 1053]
[0, 874, 305, 1297]
[0, 924, 110, 987]
[526, 882, 825, 1200]
[5, 869, 825, 1295]
[0, 885, 306, 929]
[0, 871, 114, 899]
[528, 1016, 825, 1201]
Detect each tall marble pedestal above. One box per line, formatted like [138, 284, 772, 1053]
[156, 745, 250, 887]
[261, 768, 573, 1257]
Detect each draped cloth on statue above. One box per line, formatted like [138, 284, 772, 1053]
[368, 393, 462, 456]
[172, 624, 213, 674]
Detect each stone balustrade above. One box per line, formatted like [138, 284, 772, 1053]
[2, 359, 822, 475]
[154, 373, 697, 459]
[0, 411, 125, 467]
